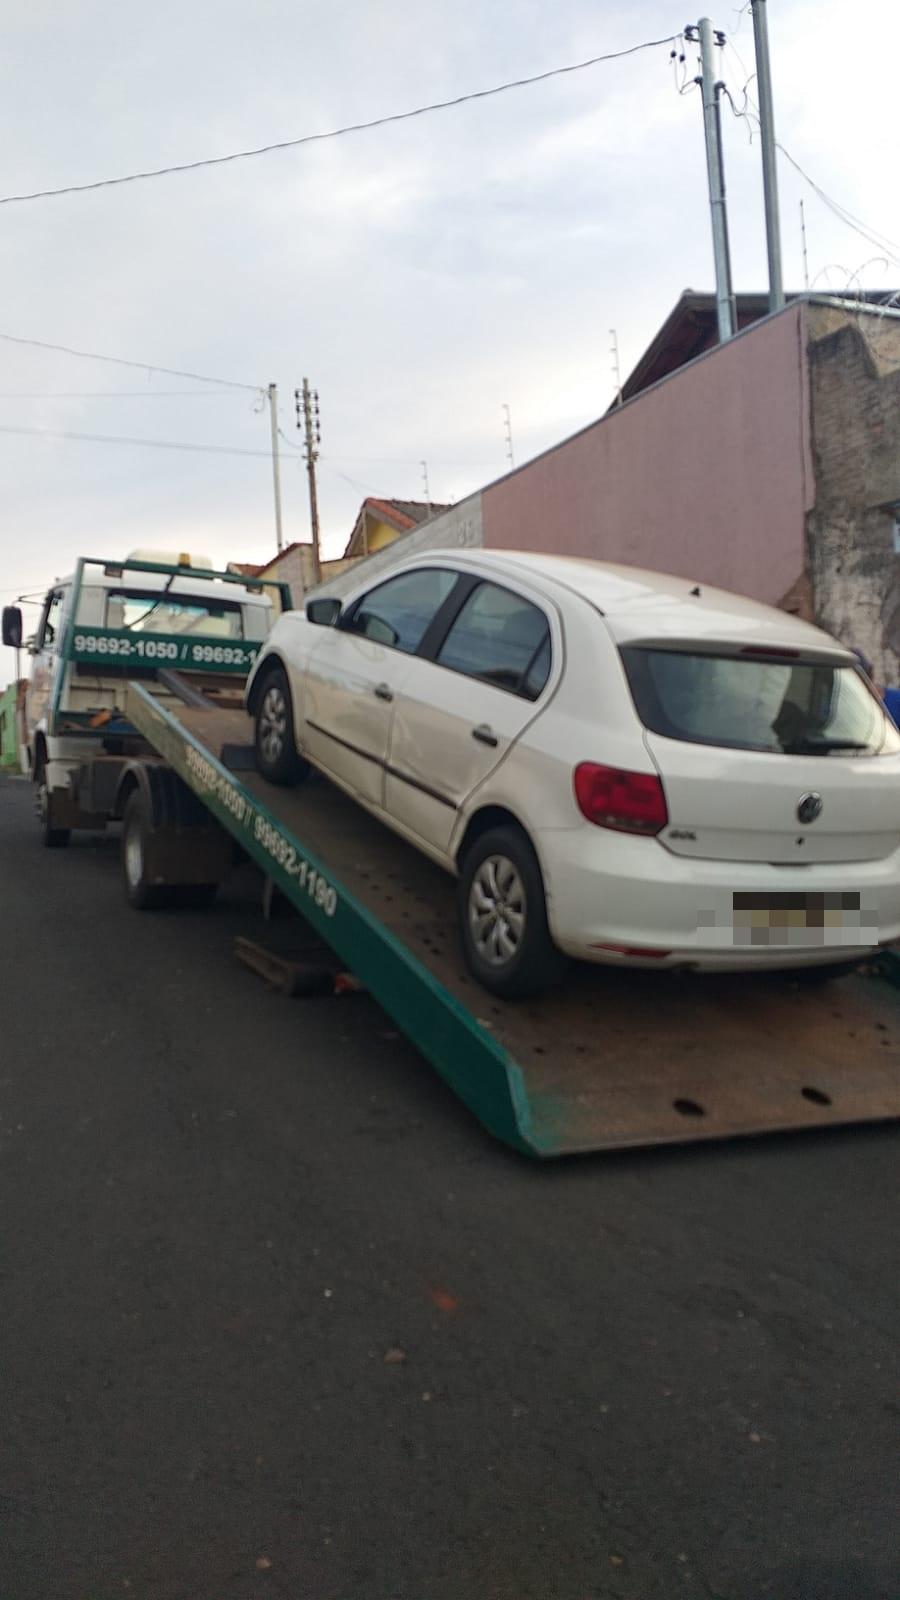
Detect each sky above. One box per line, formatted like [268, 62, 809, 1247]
[1, 0, 899, 680]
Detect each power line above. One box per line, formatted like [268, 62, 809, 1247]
[717, 58, 900, 268]
[0, 389, 240, 399]
[0, 422, 272, 457]
[0, 331, 262, 391]
[0, 37, 675, 207]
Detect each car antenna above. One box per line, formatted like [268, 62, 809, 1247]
[690, 584, 702, 597]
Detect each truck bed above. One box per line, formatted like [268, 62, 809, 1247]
[129, 687, 900, 1156]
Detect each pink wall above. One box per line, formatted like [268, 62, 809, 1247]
[483, 303, 813, 606]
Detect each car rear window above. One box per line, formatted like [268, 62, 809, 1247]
[620, 646, 900, 756]
[106, 592, 244, 638]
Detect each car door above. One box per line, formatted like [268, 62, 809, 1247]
[384, 579, 556, 855]
[25, 587, 67, 745]
[301, 566, 460, 808]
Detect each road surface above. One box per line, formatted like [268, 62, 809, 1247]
[0, 773, 896, 1599]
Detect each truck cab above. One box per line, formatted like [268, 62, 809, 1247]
[2, 551, 288, 845]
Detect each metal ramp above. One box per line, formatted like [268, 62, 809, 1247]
[128, 683, 900, 1158]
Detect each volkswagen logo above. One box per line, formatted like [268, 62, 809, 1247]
[797, 792, 823, 825]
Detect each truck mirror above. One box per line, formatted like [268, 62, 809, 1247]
[1, 606, 23, 649]
[306, 597, 342, 627]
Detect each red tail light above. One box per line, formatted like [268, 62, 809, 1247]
[574, 762, 668, 835]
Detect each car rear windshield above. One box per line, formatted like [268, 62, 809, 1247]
[106, 592, 244, 638]
[620, 646, 900, 756]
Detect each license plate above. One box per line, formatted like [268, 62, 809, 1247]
[730, 891, 872, 947]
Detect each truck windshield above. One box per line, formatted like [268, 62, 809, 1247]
[107, 592, 244, 639]
[620, 646, 900, 756]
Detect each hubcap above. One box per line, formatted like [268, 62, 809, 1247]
[469, 854, 526, 967]
[259, 684, 287, 763]
[125, 825, 144, 888]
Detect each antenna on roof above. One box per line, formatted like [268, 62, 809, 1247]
[502, 403, 516, 469]
[610, 329, 622, 406]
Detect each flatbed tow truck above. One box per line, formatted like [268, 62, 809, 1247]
[7, 556, 900, 1157]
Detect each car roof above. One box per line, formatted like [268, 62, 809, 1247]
[420, 549, 852, 656]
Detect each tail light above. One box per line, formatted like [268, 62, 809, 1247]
[574, 762, 668, 835]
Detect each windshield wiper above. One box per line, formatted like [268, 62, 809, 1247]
[782, 737, 869, 754]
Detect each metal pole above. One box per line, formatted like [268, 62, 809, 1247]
[301, 378, 322, 586]
[697, 18, 736, 342]
[267, 383, 284, 553]
[502, 403, 515, 467]
[609, 330, 622, 405]
[751, 0, 784, 311]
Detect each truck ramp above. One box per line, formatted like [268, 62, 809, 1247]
[129, 684, 900, 1158]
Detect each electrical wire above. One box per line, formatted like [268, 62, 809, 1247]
[717, 72, 900, 270]
[0, 389, 239, 399]
[0, 422, 272, 457]
[0, 332, 262, 392]
[0, 36, 675, 206]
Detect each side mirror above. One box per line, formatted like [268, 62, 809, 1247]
[306, 597, 342, 627]
[1, 606, 23, 649]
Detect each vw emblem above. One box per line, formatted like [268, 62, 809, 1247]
[797, 792, 823, 825]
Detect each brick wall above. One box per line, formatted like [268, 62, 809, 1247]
[806, 307, 900, 682]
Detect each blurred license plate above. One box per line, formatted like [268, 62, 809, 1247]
[731, 891, 870, 947]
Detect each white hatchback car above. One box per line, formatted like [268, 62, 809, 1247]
[245, 550, 900, 997]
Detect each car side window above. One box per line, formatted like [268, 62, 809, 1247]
[436, 582, 551, 699]
[39, 591, 65, 650]
[346, 568, 458, 654]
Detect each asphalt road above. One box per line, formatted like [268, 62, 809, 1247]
[0, 771, 897, 1600]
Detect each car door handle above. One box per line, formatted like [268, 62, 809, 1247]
[374, 682, 394, 702]
[472, 724, 498, 747]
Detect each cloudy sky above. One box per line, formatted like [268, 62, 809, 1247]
[1, 0, 898, 676]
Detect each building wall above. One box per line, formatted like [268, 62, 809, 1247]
[313, 496, 484, 599]
[0, 681, 25, 768]
[806, 306, 900, 682]
[365, 517, 402, 554]
[481, 303, 813, 609]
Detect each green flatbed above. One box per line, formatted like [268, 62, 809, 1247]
[127, 682, 900, 1159]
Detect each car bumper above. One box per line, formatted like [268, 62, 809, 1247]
[537, 826, 900, 971]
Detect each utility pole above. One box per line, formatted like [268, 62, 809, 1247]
[751, 0, 784, 311]
[610, 329, 622, 405]
[267, 383, 284, 553]
[420, 460, 432, 515]
[295, 379, 322, 586]
[502, 403, 515, 468]
[686, 20, 736, 343]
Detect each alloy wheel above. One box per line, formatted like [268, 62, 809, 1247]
[259, 684, 287, 764]
[468, 853, 527, 967]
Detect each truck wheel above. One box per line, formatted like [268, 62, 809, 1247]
[35, 770, 71, 849]
[254, 666, 309, 786]
[122, 790, 168, 909]
[458, 825, 567, 1000]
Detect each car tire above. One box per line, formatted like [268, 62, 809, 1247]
[458, 825, 568, 1000]
[35, 766, 71, 849]
[122, 789, 169, 909]
[254, 666, 309, 786]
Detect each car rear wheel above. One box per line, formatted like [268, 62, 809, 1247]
[458, 825, 567, 1000]
[254, 666, 309, 786]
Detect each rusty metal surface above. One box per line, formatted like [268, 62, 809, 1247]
[173, 705, 900, 1152]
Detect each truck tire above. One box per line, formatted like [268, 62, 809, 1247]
[254, 666, 309, 786]
[122, 789, 169, 909]
[35, 765, 71, 849]
[458, 825, 567, 1000]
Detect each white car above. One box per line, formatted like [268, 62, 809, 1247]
[245, 550, 900, 997]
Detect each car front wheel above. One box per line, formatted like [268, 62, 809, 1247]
[458, 825, 567, 1000]
[254, 666, 309, 786]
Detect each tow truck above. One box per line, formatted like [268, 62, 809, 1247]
[4, 555, 899, 1157]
